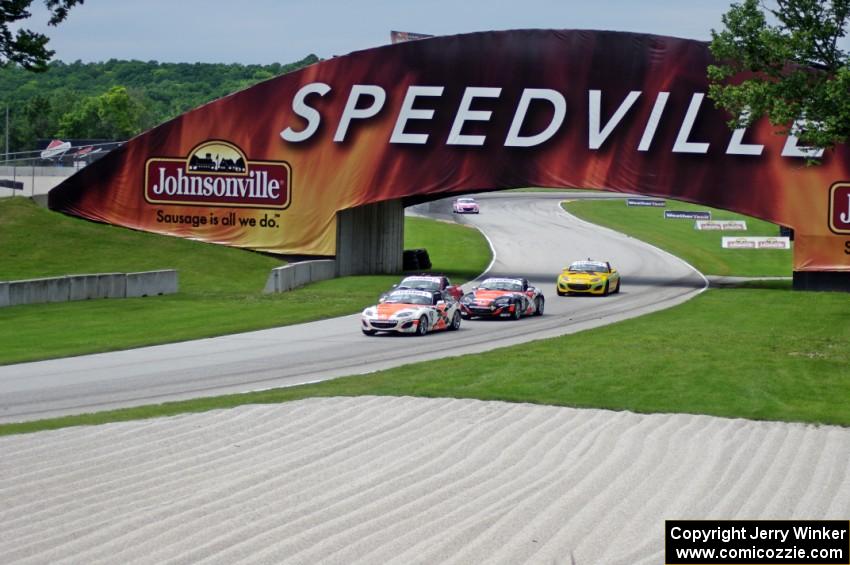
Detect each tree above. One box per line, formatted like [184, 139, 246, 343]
[1, 0, 84, 71]
[58, 86, 146, 139]
[708, 0, 850, 154]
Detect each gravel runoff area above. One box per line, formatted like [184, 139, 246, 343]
[2, 396, 849, 564]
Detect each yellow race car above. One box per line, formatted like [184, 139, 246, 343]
[557, 260, 621, 296]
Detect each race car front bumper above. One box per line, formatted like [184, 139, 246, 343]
[460, 303, 516, 318]
[362, 317, 419, 333]
[557, 279, 606, 294]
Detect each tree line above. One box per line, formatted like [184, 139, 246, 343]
[0, 55, 319, 155]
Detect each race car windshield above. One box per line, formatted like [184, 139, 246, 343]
[384, 292, 433, 305]
[569, 262, 608, 273]
[457, 198, 475, 203]
[479, 279, 523, 291]
[400, 278, 440, 290]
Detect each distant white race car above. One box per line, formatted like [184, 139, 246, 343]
[452, 197, 480, 214]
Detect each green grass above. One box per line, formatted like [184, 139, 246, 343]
[2, 195, 848, 437]
[563, 198, 792, 276]
[0, 198, 490, 364]
[3, 285, 848, 436]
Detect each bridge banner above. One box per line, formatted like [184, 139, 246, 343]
[49, 29, 850, 272]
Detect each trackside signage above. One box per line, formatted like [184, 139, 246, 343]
[47, 29, 850, 270]
[144, 141, 291, 209]
[666, 211, 712, 220]
[694, 220, 747, 231]
[722, 236, 791, 249]
[627, 198, 666, 207]
[830, 183, 850, 234]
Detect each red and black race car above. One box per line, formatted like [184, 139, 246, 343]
[459, 277, 545, 320]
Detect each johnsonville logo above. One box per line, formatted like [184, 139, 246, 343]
[144, 140, 291, 209]
[829, 182, 850, 234]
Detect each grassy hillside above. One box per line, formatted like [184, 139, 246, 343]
[0, 198, 490, 364]
[564, 198, 792, 276]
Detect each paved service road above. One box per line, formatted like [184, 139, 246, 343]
[0, 192, 706, 423]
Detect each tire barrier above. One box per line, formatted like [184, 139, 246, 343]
[402, 249, 431, 271]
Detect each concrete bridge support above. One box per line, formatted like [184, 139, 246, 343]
[792, 271, 850, 292]
[335, 199, 404, 276]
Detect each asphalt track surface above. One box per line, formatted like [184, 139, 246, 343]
[0, 192, 706, 423]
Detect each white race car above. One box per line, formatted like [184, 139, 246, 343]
[361, 288, 462, 336]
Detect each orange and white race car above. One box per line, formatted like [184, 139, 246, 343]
[390, 274, 464, 301]
[459, 277, 545, 320]
[361, 288, 462, 336]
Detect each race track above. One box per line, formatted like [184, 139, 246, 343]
[2, 193, 846, 565]
[0, 192, 705, 423]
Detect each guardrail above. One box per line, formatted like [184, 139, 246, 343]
[263, 260, 336, 293]
[0, 270, 178, 308]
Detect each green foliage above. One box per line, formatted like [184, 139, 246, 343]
[0, 55, 320, 152]
[57, 85, 145, 138]
[708, 0, 850, 154]
[0, 0, 83, 70]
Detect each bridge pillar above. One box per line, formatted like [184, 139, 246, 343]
[792, 271, 850, 292]
[335, 199, 404, 276]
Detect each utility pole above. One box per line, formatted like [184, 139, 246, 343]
[4, 105, 8, 163]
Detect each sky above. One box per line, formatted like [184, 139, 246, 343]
[19, 0, 744, 65]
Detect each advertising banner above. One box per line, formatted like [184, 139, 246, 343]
[48, 29, 850, 271]
[722, 237, 791, 249]
[665, 211, 712, 220]
[694, 220, 747, 231]
[627, 198, 666, 207]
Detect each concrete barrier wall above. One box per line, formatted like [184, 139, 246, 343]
[0, 270, 177, 308]
[126, 270, 179, 298]
[97, 273, 127, 298]
[8, 276, 70, 306]
[264, 260, 337, 293]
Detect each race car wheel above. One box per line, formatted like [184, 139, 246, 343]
[448, 311, 461, 331]
[511, 302, 522, 320]
[614, 279, 621, 294]
[603, 281, 610, 296]
[416, 316, 429, 336]
[534, 296, 545, 316]
[362, 329, 377, 336]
